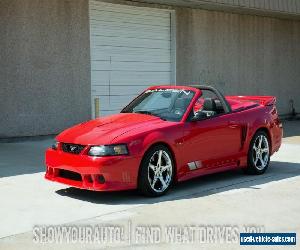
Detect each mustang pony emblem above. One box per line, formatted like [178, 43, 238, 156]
[69, 146, 77, 152]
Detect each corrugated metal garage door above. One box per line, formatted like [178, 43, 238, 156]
[89, 1, 174, 117]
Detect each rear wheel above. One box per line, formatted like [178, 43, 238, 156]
[245, 131, 270, 174]
[138, 145, 174, 197]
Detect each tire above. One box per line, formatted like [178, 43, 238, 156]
[245, 130, 270, 175]
[138, 145, 175, 197]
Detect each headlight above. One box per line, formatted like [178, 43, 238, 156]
[51, 141, 59, 150]
[88, 144, 128, 157]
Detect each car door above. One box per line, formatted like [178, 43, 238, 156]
[180, 91, 241, 177]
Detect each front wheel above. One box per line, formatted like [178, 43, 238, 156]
[245, 131, 270, 175]
[138, 145, 174, 197]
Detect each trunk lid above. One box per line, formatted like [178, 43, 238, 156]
[226, 96, 276, 112]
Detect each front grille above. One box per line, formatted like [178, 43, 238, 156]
[61, 143, 85, 154]
[59, 169, 82, 181]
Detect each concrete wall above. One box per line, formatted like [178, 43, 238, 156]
[135, 0, 300, 20]
[197, 0, 300, 14]
[0, 0, 91, 138]
[176, 7, 300, 115]
[1, 0, 300, 138]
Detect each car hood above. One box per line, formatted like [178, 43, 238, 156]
[56, 113, 165, 145]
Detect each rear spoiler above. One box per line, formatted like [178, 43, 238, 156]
[226, 96, 276, 106]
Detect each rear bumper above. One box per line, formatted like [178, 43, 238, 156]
[45, 148, 140, 191]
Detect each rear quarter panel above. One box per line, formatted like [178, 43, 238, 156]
[234, 104, 282, 166]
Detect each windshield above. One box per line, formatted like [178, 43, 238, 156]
[121, 88, 195, 122]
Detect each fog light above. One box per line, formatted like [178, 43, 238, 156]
[97, 175, 105, 184]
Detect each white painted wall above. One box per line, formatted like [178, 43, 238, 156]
[89, 0, 174, 117]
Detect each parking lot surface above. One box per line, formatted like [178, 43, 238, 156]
[0, 120, 299, 249]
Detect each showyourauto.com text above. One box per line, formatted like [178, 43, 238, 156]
[33, 223, 265, 246]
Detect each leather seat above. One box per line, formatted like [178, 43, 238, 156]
[203, 98, 217, 111]
[202, 98, 217, 117]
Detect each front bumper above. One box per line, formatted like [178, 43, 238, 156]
[45, 148, 140, 191]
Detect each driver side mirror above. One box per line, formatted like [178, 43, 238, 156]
[191, 111, 207, 122]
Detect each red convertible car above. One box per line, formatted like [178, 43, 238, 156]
[45, 85, 282, 196]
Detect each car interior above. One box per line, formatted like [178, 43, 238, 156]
[192, 89, 226, 120]
[122, 87, 228, 122]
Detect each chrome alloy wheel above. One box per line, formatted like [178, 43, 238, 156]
[252, 135, 269, 170]
[148, 150, 173, 193]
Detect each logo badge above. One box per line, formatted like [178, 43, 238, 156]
[70, 146, 77, 152]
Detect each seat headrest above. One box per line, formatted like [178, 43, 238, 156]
[203, 98, 217, 111]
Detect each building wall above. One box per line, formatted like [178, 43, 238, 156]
[1, 0, 300, 138]
[0, 0, 91, 138]
[176, 7, 300, 115]
[209, 0, 300, 14]
[135, 0, 300, 19]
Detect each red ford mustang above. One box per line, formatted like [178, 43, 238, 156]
[45, 85, 282, 196]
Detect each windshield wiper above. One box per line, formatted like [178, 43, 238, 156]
[134, 110, 155, 115]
